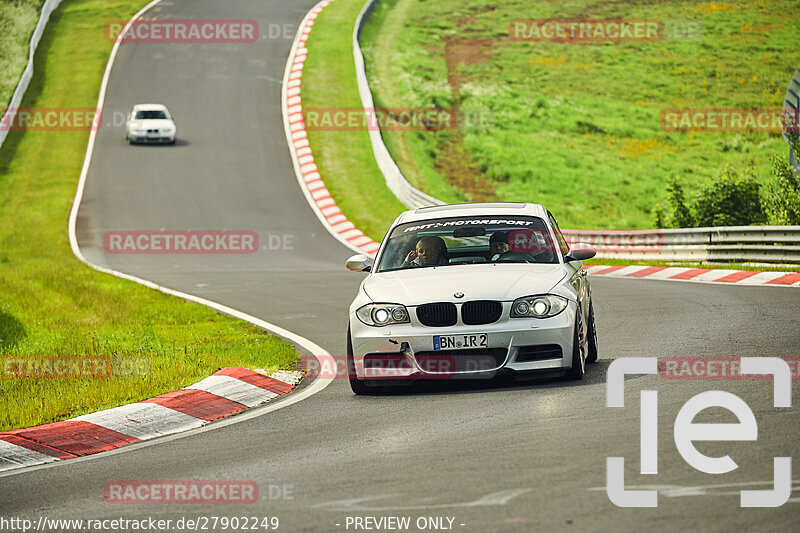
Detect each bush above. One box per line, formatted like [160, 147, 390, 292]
[654, 167, 766, 228]
[764, 140, 800, 225]
[692, 166, 766, 227]
[653, 177, 693, 228]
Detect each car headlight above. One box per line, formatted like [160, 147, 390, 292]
[356, 303, 410, 327]
[510, 294, 569, 318]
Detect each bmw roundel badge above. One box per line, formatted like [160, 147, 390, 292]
[454, 292, 464, 298]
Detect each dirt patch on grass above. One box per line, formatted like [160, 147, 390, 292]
[442, 37, 493, 94]
[434, 132, 499, 202]
[435, 30, 497, 202]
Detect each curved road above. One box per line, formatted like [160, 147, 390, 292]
[3, 0, 800, 531]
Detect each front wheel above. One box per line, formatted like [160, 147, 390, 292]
[347, 326, 373, 395]
[566, 309, 586, 380]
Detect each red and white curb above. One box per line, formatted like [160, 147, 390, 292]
[585, 264, 800, 287]
[282, 0, 381, 257]
[0, 368, 303, 473]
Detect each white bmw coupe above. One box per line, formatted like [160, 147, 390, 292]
[125, 103, 176, 144]
[345, 202, 599, 394]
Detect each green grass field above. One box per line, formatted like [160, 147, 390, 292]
[0, 0, 297, 431]
[360, 0, 800, 229]
[0, 0, 45, 109]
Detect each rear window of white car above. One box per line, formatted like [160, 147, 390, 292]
[376, 215, 559, 272]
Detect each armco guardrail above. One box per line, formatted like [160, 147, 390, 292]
[563, 226, 800, 264]
[353, 0, 445, 209]
[783, 59, 800, 171]
[0, 0, 66, 152]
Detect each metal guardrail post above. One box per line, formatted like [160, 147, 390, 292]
[783, 60, 800, 171]
[353, 0, 445, 209]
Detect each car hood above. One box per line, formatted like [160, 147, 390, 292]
[129, 119, 174, 129]
[363, 264, 569, 306]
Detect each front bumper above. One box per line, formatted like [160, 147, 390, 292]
[349, 302, 576, 381]
[129, 133, 175, 144]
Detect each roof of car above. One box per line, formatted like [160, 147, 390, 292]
[395, 202, 549, 225]
[132, 103, 169, 111]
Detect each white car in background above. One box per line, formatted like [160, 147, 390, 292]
[345, 202, 599, 395]
[125, 104, 176, 144]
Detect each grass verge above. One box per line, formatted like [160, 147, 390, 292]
[0, 0, 45, 108]
[0, 0, 297, 432]
[359, 0, 800, 229]
[303, 0, 799, 272]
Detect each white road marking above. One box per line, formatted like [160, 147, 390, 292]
[313, 489, 532, 511]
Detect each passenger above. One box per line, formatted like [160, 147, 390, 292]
[402, 236, 448, 267]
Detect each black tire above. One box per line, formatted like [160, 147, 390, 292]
[567, 309, 586, 380]
[347, 326, 373, 395]
[586, 301, 598, 364]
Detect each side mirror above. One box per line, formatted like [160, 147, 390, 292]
[564, 243, 596, 262]
[345, 254, 372, 272]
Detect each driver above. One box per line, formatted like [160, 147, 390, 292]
[490, 231, 510, 260]
[402, 236, 448, 267]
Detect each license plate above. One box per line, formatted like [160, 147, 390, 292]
[433, 334, 488, 351]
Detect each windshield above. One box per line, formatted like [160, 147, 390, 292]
[376, 215, 559, 272]
[135, 110, 168, 120]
